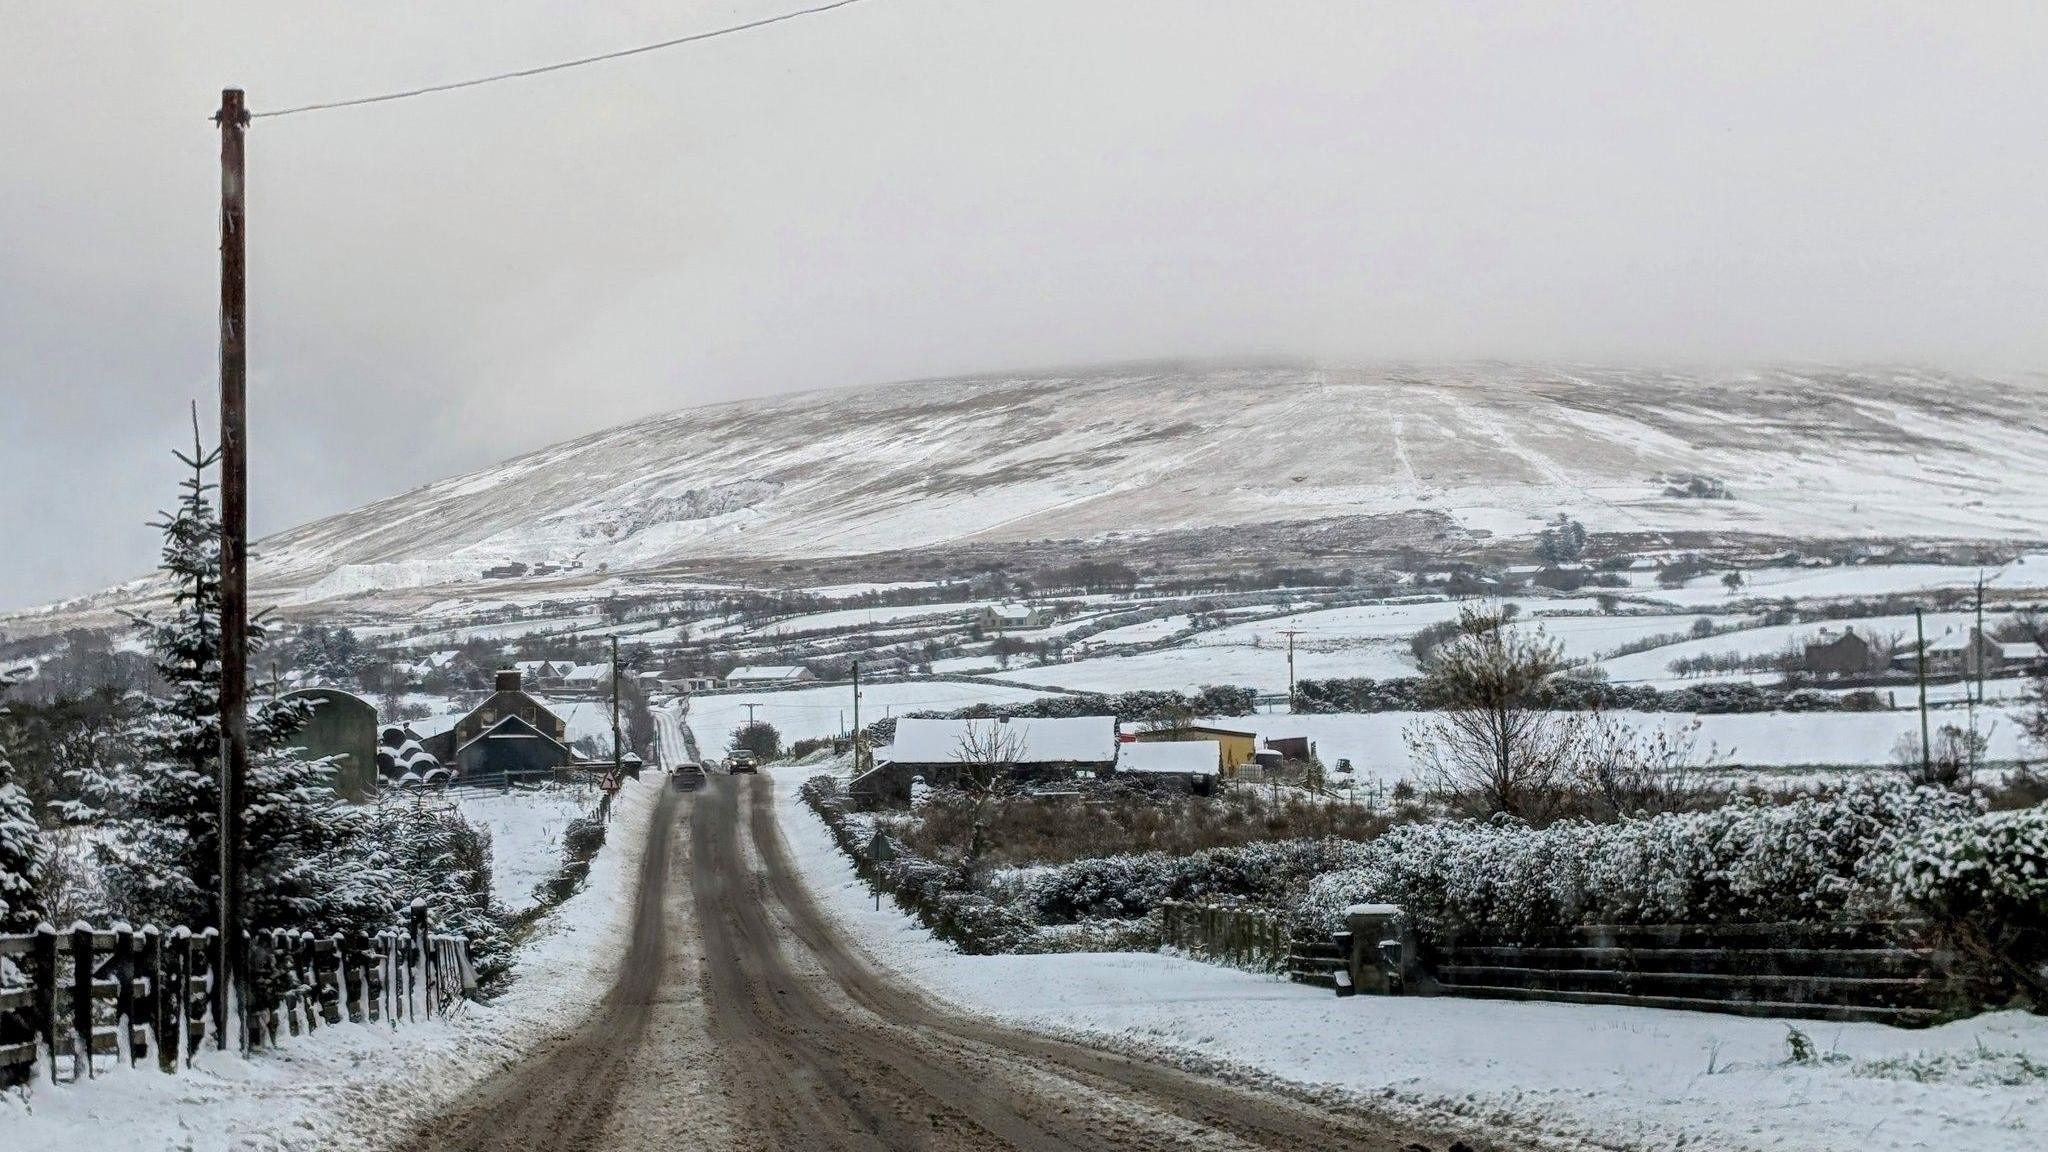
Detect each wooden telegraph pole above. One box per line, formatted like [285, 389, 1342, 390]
[611, 635, 623, 778]
[850, 659, 862, 774]
[1914, 607, 1932, 778]
[1281, 629, 1303, 713]
[214, 87, 251, 1053]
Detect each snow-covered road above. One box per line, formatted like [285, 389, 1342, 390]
[767, 763, 2048, 1152]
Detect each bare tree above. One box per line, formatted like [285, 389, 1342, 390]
[1576, 715, 1719, 818]
[1404, 605, 1583, 821]
[952, 720, 1028, 885]
[1895, 722, 1991, 791]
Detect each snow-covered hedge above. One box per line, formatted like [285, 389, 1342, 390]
[1014, 838, 1374, 924]
[1293, 675, 1887, 715]
[1296, 781, 1982, 939]
[1888, 804, 2048, 1002]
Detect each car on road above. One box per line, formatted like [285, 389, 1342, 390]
[726, 750, 759, 774]
[669, 762, 706, 791]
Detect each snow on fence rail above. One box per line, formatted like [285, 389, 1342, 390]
[0, 902, 475, 1087]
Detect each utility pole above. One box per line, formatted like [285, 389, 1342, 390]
[1280, 629, 1303, 713]
[1915, 607, 1931, 778]
[743, 702, 759, 726]
[610, 635, 622, 778]
[1970, 575, 1986, 778]
[851, 660, 862, 774]
[214, 86, 251, 1054]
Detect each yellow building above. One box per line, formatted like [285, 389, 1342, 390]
[1129, 724, 1258, 775]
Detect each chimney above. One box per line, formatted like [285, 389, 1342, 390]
[496, 669, 522, 693]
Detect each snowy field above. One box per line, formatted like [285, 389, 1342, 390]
[446, 785, 599, 912]
[0, 778, 661, 1152]
[1636, 556, 2048, 609]
[769, 765, 2048, 1152]
[684, 679, 1061, 759]
[1210, 707, 2033, 785]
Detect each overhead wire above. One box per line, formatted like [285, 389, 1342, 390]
[251, 0, 876, 120]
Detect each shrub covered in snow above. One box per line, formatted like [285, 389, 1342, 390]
[1018, 838, 1375, 924]
[1296, 780, 1982, 939]
[802, 775, 1036, 953]
[1888, 804, 2048, 1004]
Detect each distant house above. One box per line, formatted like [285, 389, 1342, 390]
[514, 659, 570, 686]
[1114, 740, 1220, 794]
[1128, 724, 1258, 774]
[1802, 627, 1874, 678]
[456, 715, 572, 781]
[1890, 627, 2044, 678]
[980, 604, 1050, 630]
[726, 665, 815, 687]
[663, 675, 721, 693]
[427, 669, 573, 781]
[852, 715, 1116, 805]
[558, 663, 612, 694]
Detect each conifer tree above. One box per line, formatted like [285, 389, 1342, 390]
[0, 671, 46, 931]
[102, 423, 370, 935]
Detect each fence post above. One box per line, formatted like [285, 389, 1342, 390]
[410, 902, 431, 1019]
[201, 926, 223, 1054]
[31, 923, 57, 1084]
[144, 926, 174, 1074]
[70, 923, 93, 1079]
[139, 922, 166, 1065]
[111, 924, 135, 1066]
[323, 934, 344, 1025]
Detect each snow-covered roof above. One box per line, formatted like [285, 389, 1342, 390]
[883, 716, 1116, 765]
[989, 604, 1037, 619]
[1115, 741, 1220, 776]
[2000, 641, 2044, 660]
[727, 665, 808, 682]
[561, 663, 609, 683]
[456, 713, 569, 755]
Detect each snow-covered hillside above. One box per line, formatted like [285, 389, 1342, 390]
[164, 365, 2048, 605]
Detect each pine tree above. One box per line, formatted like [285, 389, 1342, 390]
[0, 671, 47, 931]
[102, 427, 367, 937]
[359, 798, 509, 991]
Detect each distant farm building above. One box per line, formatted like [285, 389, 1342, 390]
[424, 669, 574, 782]
[279, 687, 378, 802]
[852, 715, 1116, 805]
[1802, 627, 1874, 678]
[981, 604, 1050, 630]
[1128, 724, 1258, 774]
[1113, 740, 1220, 794]
[1892, 627, 2046, 678]
[725, 665, 816, 687]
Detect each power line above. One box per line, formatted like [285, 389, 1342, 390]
[252, 0, 877, 120]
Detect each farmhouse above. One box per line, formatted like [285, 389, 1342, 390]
[422, 669, 573, 781]
[726, 665, 816, 687]
[1893, 627, 2044, 678]
[1128, 724, 1258, 774]
[980, 603, 1050, 630]
[1801, 627, 1874, 678]
[851, 715, 1116, 805]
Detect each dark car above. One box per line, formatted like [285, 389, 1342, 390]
[669, 762, 706, 791]
[727, 750, 759, 774]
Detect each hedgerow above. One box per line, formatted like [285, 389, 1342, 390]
[1296, 780, 1981, 939]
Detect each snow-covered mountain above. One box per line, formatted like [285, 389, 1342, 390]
[30, 363, 2048, 620]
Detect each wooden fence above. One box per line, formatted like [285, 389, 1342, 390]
[1412, 920, 1970, 1027]
[1158, 900, 1293, 971]
[0, 902, 475, 1086]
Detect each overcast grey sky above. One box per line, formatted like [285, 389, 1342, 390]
[3, 1, 2046, 611]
